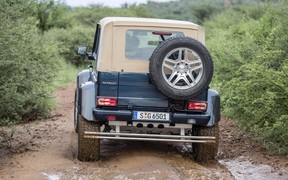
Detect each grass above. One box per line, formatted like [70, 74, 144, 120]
[53, 61, 80, 88]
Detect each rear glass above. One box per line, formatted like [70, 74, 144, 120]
[125, 30, 184, 60]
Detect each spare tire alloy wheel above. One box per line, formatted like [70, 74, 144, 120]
[162, 47, 203, 90]
[149, 37, 213, 100]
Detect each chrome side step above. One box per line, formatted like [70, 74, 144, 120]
[84, 131, 216, 143]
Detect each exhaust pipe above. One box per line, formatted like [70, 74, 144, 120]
[158, 124, 164, 129]
[147, 124, 154, 128]
[136, 123, 143, 128]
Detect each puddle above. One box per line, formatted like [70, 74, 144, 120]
[113, 170, 181, 180]
[41, 172, 62, 180]
[219, 156, 286, 180]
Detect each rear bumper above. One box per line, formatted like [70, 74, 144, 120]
[84, 131, 216, 143]
[93, 108, 210, 125]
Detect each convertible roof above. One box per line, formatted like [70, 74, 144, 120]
[96, 17, 205, 73]
[99, 17, 201, 30]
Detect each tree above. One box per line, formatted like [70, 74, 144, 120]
[36, 0, 72, 31]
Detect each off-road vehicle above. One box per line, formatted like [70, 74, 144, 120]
[75, 17, 220, 162]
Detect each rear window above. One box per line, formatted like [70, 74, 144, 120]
[125, 30, 184, 60]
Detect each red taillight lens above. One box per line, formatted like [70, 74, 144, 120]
[187, 101, 207, 111]
[97, 97, 117, 106]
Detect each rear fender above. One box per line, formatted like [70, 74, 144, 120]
[77, 69, 93, 88]
[206, 89, 220, 126]
[77, 69, 97, 121]
[79, 81, 97, 121]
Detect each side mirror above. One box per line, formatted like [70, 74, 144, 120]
[76, 46, 88, 56]
[76, 46, 96, 60]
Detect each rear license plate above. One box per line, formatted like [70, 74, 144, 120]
[133, 111, 170, 121]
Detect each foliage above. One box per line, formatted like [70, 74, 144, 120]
[45, 26, 95, 66]
[53, 61, 80, 88]
[190, 2, 223, 24]
[205, 2, 288, 154]
[72, 4, 153, 27]
[36, 0, 73, 31]
[146, 0, 202, 23]
[0, 0, 63, 125]
[145, 0, 262, 24]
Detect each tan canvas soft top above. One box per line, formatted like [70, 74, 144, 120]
[99, 17, 201, 29]
[96, 17, 205, 73]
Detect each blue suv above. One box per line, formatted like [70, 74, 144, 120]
[74, 17, 220, 162]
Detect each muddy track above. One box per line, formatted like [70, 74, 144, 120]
[0, 84, 287, 179]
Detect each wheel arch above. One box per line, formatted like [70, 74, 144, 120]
[79, 82, 97, 121]
[75, 69, 98, 121]
[206, 89, 220, 126]
[77, 69, 93, 88]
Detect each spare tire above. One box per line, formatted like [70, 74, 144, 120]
[149, 36, 213, 100]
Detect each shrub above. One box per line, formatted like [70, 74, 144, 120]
[45, 26, 95, 66]
[0, 0, 63, 125]
[205, 2, 288, 154]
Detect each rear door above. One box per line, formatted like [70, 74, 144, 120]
[117, 73, 168, 110]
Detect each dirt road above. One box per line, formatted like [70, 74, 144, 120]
[0, 84, 287, 179]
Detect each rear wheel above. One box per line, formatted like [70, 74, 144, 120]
[192, 124, 219, 162]
[77, 116, 100, 161]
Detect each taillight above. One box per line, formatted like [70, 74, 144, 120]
[97, 97, 117, 106]
[187, 101, 207, 111]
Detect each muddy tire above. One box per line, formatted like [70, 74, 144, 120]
[74, 89, 79, 133]
[149, 36, 213, 100]
[77, 116, 100, 161]
[192, 124, 219, 162]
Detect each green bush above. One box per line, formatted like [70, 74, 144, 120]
[205, 2, 288, 154]
[45, 26, 95, 66]
[0, 0, 63, 125]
